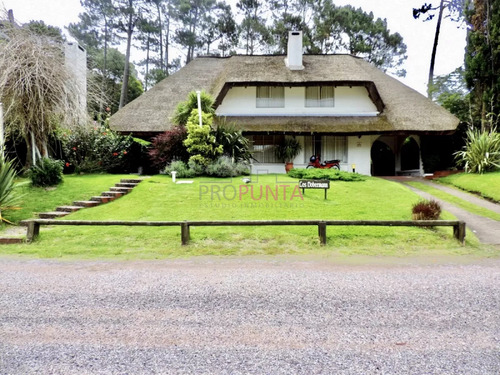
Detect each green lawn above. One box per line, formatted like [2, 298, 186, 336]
[438, 171, 500, 202]
[407, 181, 500, 221]
[0, 173, 489, 259]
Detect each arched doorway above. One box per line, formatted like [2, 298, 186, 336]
[401, 137, 420, 171]
[371, 140, 395, 176]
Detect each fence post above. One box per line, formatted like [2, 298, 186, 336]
[453, 221, 466, 245]
[318, 221, 327, 246]
[26, 221, 40, 243]
[181, 221, 190, 245]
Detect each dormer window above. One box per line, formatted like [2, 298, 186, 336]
[256, 86, 285, 108]
[305, 86, 335, 107]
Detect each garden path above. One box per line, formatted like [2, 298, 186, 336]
[388, 177, 500, 245]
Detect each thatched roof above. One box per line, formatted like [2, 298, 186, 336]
[110, 54, 459, 135]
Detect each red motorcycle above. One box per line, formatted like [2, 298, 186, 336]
[307, 155, 340, 170]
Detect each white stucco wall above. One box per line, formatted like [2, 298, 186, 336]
[347, 135, 374, 175]
[216, 86, 378, 116]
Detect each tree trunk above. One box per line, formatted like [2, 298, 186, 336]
[145, 34, 150, 91]
[102, 16, 109, 113]
[427, 0, 445, 99]
[157, 2, 164, 72]
[119, 9, 134, 109]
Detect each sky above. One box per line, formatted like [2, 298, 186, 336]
[0, 0, 467, 95]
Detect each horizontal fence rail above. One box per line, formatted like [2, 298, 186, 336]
[23, 219, 466, 246]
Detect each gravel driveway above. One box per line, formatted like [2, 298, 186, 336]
[0, 256, 499, 374]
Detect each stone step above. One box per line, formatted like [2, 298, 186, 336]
[101, 191, 123, 198]
[110, 186, 133, 193]
[56, 206, 83, 213]
[90, 196, 114, 203]
[73, 200, 101, 208]
[39, 211, 69, 219]
[115, 182, 138, 188]
[121, 179, 142, 184]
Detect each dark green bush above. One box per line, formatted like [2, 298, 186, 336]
[288, 168, 366, 181]
[28, 158, 64, 187]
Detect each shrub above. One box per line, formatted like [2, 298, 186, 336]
[412, 199, 441, 220]
[62, 125, 134, 173]
[148, 126, 189, 170]
[183, 109, 222, 167]
[454, 127, 500, 173]
[288, 168, 366, 181]
[0, 154, 19, 223]
[28, 158, 64, 187]
[213, 121, 252, 163]
[173, 90, 215, 126]
[164, 161, 196, 178]
[205, 156, 251, 177]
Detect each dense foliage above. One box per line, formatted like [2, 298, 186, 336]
[213, 122, 252, 163]
[465, 0, 500, 131]
[28, 158, 64, 187]
[0, 154, 19, 223]
[173, 91, 215, 126]
[454, 127, 500, 173]
[183, 110, 223, 167]
[288, 168, 366, 181]
[61, 125, 135, 173]
[148, 126, 189, 170]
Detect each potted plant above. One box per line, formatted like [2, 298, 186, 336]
[274, 137, 302, 173]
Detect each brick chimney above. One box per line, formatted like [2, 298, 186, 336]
[285, 31, 304, 71]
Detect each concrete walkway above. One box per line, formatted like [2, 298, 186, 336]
[387, 177, 500, 245]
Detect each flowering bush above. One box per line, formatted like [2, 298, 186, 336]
[61, 125, 134, 173]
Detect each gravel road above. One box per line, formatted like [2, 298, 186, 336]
[0, 257, 499, 374]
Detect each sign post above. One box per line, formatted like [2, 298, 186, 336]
[196, 90, 202, 127]
[299, 179, 330, 199]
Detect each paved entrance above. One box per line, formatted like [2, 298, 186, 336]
[386, 177, 500, 245]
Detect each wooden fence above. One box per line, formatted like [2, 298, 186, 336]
[24, 219, 466, 245]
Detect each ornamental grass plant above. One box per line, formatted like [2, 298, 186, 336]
[454, 127, 500, 173]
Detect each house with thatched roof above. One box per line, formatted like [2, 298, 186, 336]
[110, 31, 459, 176]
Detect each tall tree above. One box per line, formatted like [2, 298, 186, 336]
[269, 0, 313, 53]
[114, 0, 143, 109]
[413, 0, 466, 98]
[236, 0, 270, 55]
[313, 2, 407, 76]
[199, 2, 238, 56]
[465, 0, 500, 131]
[174, 0, 215, 63]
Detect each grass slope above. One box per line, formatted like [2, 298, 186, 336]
[438, 171, 500, 202]
[407, 181, 500, 221]
[0, 174, 486, 259]
[3, 174, 134, 226]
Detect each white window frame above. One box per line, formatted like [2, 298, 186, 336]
[256, 86, 285, 108]
[305, 86, 335, 108]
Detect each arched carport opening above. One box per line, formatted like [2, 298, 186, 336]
[401, 136, 420, 171]
[371, 139, 395, 176]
